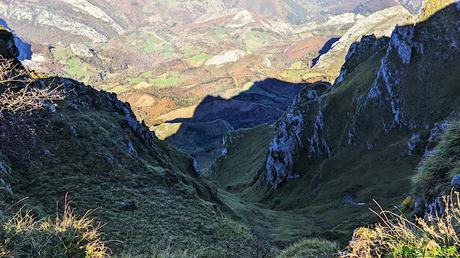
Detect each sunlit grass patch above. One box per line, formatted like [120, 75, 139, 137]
[0, 198, 110, 258]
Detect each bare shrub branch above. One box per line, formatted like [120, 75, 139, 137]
[0, 57, 65, 163]
[0, 85, 64, 114]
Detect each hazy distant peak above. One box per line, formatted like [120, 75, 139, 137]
[398, 0, 424, 14]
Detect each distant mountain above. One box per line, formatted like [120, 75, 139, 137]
[0, 1, 412, 133]
[0, 0, 399, 44]
[312, 5, 411, 80]
[222, 0, 399, 24]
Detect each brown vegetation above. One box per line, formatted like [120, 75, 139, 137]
[344, 193, 460, 258]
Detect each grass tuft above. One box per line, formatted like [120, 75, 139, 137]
[0, 196, 110, 258]
[278, 238, 339, 258]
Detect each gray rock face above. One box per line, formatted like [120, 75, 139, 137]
[265, 83, 331, 188]
[0, 1, 123, 43]
[398, 0, 424, 14]
[336, 35, 390, 84]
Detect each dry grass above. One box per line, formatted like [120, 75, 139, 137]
[0, 85, 64, 114]
[0, 195, 111, 257]
[344, 193, 460, 257]
[0, 58, 64, 114]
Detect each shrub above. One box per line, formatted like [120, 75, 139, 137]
[344, 193, 460, 258]
[0, 197, 110, 258]
[278, 238, 339, 258]
[0, 56, 64, 163]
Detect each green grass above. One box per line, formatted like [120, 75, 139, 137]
[210, 125, 327, 248]
[127, 77, 143, 85]
[140, 71, 153, 78]
[280, 69, 305, 82]
[244, 30, 271, 52]
[277, 239, 339, 258]
[160, 45, 174, 59]
[218, 190, 321, 252]
[150, 73, 183, 88]
[141, 34, 164, 53]
[186, 53, 211, 67]
[211, 125, 274, 190]
[412, 120, 460, 203]
[289, 61, 304, 70]
[127, 72, 184, 88]
[181, 45, 203, 57]
[213, 26, 229, 41]
[52, 47, 99, 82]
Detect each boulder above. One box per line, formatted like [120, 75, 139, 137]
[451, 174, 460, 189]
[115, 200, 137, 211]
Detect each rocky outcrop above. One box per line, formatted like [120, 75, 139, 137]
[265, 82, 331, 188]
[398, 0, 424, 14]
[60, 0, 123, 34]
[336, 35, 390, 84]
[362, 25, 415, 131]
[265, 2, 460, 189]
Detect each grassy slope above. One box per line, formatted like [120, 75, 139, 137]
[210, 125, 326, 249]
[2, 77, 261, 256]
[211, 125, 274, 190]
[413, 120, 460, 204]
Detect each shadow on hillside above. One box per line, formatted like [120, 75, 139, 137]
[311, 37, 340, 67]
[163, 3, 460, 173]
[163, 78, 310, 170]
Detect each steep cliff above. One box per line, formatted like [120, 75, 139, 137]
[265, 0, 460, 190]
